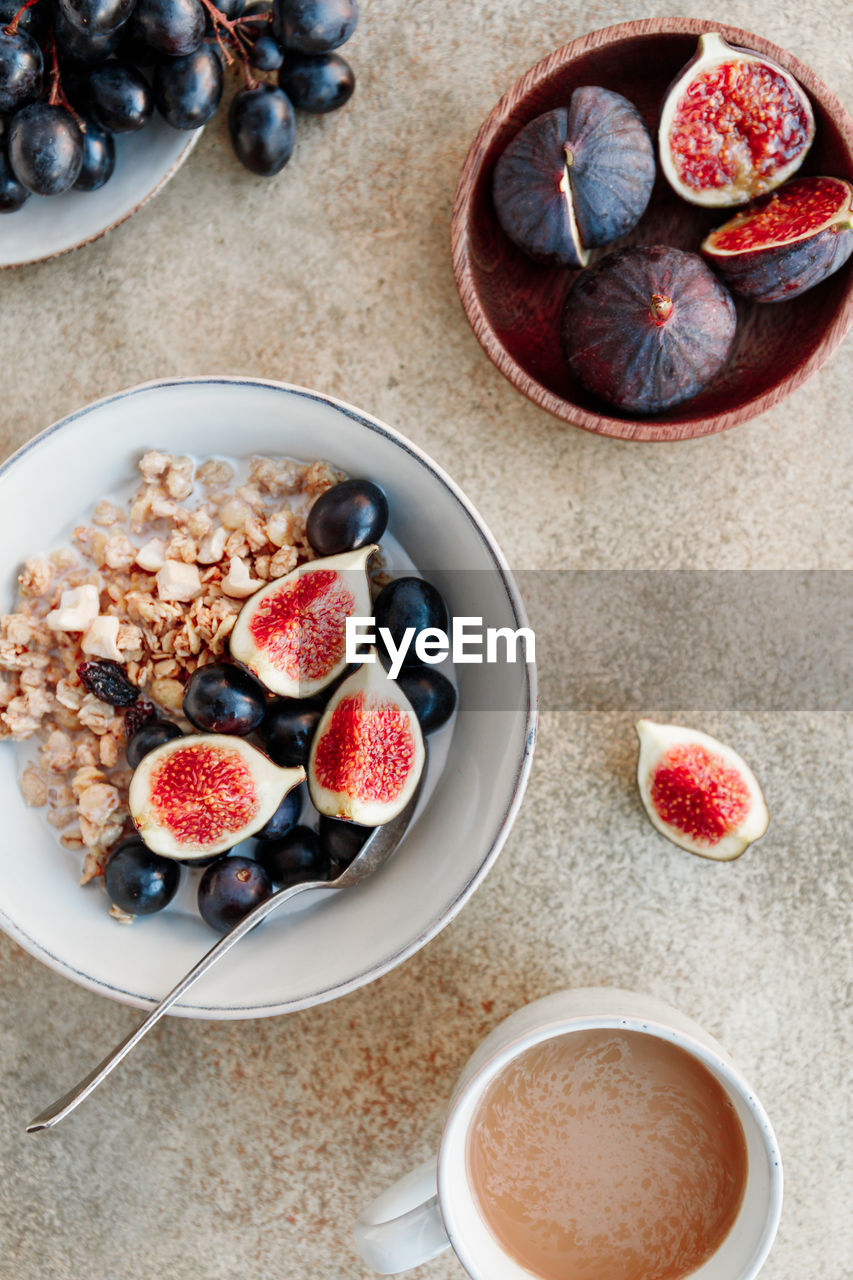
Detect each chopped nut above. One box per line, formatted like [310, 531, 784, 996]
[197, 527, 228, 564]
[221, 556, 264, 598]
[156, 560, 202, 602]
[133, 538, 166, 573]
[81, 616, 123, 662]
[46, 584, 101, 633]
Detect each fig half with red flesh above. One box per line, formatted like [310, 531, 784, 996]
[229, 545, 374, 698]
[659, 32, 814, 208]
[560, 245, 737, 414]
[492, 86, 655, 268]
[702, 176, 853, 302]
[636, 720, 769, 860]
[308, 656, 425, 826]
[128, 733, 306, 859]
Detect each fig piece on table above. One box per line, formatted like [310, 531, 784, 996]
[128, 733, 305, 860]
[492, 86, 655, 268]
[560, 245, 737, 415]
[229, 545, 375, 698]
[702, 176, 853, 302]
[636, 720, 769, 860]
[308, 655, 425, 826]
[659, 31, 814, 208]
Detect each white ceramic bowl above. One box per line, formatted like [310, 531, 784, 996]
[0, 119, 201, 269]
[0, 378, 537, 1017]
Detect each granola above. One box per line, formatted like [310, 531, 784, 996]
[0, 451, 342, 891]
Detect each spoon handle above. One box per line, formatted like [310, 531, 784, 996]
[25, 876, 327, 1133]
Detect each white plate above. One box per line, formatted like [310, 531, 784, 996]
[0, 378, 537, 1018]
[0, 117, 201, 269]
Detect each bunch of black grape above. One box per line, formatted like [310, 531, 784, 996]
[0, 0, 357, 211]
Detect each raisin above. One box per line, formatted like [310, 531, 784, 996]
[77, 660, 140, 708]
[124, 699, 157, 738]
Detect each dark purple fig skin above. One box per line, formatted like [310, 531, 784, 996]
[560, 245, 737, 415]
[563, 87, 655, 248]
[492, 87, 655, 267]
[493, 108, 584, 267]
[707, 224, 853, 303]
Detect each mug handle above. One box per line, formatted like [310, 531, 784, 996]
[353, 1156, 451, 1274]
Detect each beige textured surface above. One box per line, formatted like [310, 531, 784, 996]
[0, 2, 851, 1278]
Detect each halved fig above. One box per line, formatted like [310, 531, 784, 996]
[560, 245, 736, 414]
[128, 733, 306, 859]
[308, 656, 424, 826]
[702, 175, 853, 301]
[636, 720, 769, 860]
[659, 32, 814, 207]
[492, 86, 655, 267]
[229, 545, 374, 698]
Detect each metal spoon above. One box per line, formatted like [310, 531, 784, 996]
[26, 793, 420, 1134]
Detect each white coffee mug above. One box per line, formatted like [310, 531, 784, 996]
[353, 988, 783, 1279]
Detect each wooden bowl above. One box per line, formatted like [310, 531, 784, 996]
[451, 18, 853, 441]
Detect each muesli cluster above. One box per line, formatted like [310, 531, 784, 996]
[0, 450, 342, 892]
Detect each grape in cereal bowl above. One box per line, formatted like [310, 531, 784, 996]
[0, 378, 535, 1018]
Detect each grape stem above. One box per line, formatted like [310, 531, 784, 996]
[45, 27, 84, 125]
[2, 0, 40, 37]
[198, 0, 268, 88]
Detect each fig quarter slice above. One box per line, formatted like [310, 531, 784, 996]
[308, 655, 425, 826]
[229, 545, 375, 698]
[129, 733, 306, 859]
[636, 720, 769, 861]
[702, 175, 853, 302]
[659, 32, 814, 207]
